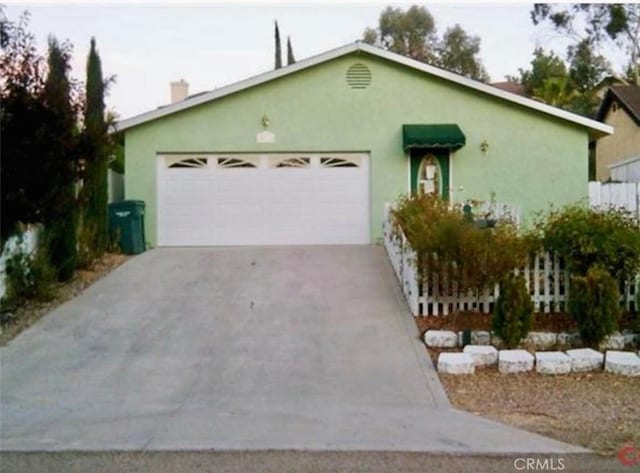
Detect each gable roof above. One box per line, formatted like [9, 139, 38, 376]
[116, 42, 612, 137]
[596, 85, 640, 126]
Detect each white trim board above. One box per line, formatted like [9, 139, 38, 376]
[115, 42, 612, 138]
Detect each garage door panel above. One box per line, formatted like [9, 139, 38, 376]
[158, 153, 370, 246]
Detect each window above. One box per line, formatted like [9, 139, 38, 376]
[217, 157, 257, 168]
[320, 157, 359, 168]
[167, 157, 208, 168]
[271, 157, 310, 168]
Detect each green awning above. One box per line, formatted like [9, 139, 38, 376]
[402, 124, 466, 151]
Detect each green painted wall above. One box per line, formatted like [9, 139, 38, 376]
[125, 53, 588, 247]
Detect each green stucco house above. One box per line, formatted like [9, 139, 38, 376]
[116, 42, 612, 247]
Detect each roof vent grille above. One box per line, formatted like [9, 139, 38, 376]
[346, 63, 372, 89]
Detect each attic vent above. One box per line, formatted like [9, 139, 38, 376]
[346, 63, 372, 89]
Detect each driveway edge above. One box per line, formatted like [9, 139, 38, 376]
[381, 247, 451, 408]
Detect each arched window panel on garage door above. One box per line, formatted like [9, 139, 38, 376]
[270, 156, 311, 168]
[166, 156, 208, 168]
[320, 156, 361, 168]
[217, 156, 259, 168]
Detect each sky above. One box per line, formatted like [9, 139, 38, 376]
[3, 2, 620, 119]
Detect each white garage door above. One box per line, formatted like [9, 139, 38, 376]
[157, 153, 370, 246]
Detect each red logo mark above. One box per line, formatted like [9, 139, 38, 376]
[618, 443, 640, 466]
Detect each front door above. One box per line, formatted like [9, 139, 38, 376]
[409, 148, 450, 199]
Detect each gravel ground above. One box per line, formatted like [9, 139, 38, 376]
[437, 361, 640, 456]
[417, 312, 640, 456]
[0, 252, 129, 346]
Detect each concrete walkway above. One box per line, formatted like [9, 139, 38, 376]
[1, 246, 585, 454]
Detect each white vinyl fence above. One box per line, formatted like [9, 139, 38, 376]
[589, 181, 640, 219]
[383, 205, 640, 317]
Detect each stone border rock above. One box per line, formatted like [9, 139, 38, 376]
[535, 351, 571, 375]
[566, 348, 604, 372]
[434, 346, 640, 377]
[463, 345, 498, 367]
[437, 353, 475, 375]
[604, 351, 640, 377]
[498, 350, 534, 374]
[424, 329, 639, 351]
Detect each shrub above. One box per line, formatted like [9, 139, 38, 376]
[635, 290, 640, 333]
[535, 204, 640, 281]
[568, 266, 621, 348]
[76, 219, 98, 270]
[1, 232, 56, 317]
[391, 194, 530, 296]
[491, 274, 534, 348]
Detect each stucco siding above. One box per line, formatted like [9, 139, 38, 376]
[125, 53, 589, 246]
[595, 106, 640, 181]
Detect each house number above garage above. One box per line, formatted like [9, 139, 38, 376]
[256, 130, 275, 144]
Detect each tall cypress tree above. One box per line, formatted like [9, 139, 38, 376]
[287, 36, 295, 65]
[274, 21, 282, 69]
[42, 36, 78, 281]
[83, 37, 108, 255]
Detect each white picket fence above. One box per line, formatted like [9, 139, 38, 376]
[383, 205, 640, 317]
[589, 181, 640, 219]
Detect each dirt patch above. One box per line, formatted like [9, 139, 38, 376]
[1, 253, 129, 346]
[439, 367, 640, 455]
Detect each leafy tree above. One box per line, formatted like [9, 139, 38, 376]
[82, 37, 109, 257]
[565, 39, 610, 115]
[42, 36, 78, 281]
[363, 5, 438, 64]
[531, 3, 640, 85]
[363, 5, 490, 81]
[531, 75, 577, 110]
[286, 36, 295, 65]
[510, 43, 608, 117]
[0, 10, 48, 241]
[274, 21, 282, 70]
[437, 24, 489, 82]
[511, 47, 567, 96]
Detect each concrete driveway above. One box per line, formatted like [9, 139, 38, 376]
[1, 246, 585, 454]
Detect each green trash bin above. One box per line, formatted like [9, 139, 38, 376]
[108, 200, 146, 254]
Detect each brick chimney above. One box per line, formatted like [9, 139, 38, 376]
[170, 79, 189, 103]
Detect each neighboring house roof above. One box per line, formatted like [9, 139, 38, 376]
[490, 81, 525, 96]
[596, 85, 640, 126]
[594, 76, 629, 98]
[116, 42, 612, 137]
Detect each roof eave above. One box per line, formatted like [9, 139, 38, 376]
[115, 43, 361, 132]
[115, 41, 613, 137]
